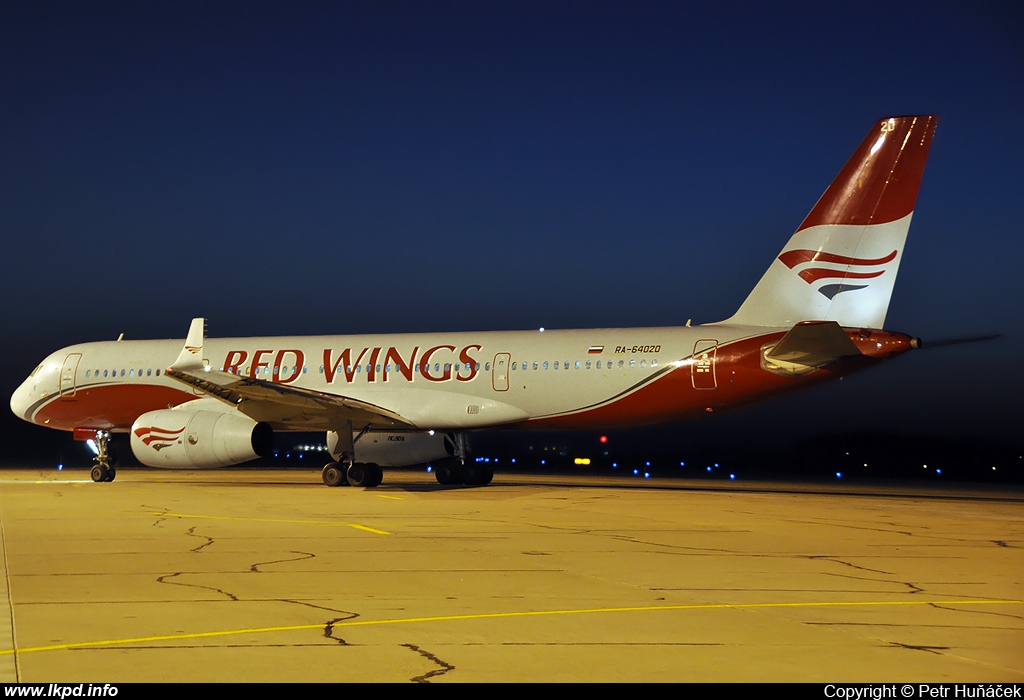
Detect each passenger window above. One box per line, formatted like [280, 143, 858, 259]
[543, 361, 549, 370]
[618, 360, 624, 369]
[586, 360, 591, 369]
[596, 361, 602, 369]
[651, 359, 657, 367]
[629, 360, 635, 369]
[575, 361, 580, 369]
[156, 369, 161, 376]
[533, 362, 538, 370]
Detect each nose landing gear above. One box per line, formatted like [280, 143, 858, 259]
[90, 431, 117, 482]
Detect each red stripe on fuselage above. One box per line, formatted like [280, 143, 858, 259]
[32, 385, 197, 432]
[525, 330, 914, 430]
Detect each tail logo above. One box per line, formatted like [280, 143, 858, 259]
[778, 249, 897, 300]
[133, 426, 185, 451]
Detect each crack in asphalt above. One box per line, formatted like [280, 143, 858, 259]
[156, 572, 239, 601]
[403, 643, 454, 683]
[250, 551, 315, 573]
[185, 526, 214, 553]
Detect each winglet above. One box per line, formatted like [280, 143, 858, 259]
[171, 318, 206, 371]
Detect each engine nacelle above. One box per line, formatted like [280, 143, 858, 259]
[131, 408, 272, 468]
[327, 430, 453, 467]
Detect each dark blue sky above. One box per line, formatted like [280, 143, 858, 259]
[2, 2, 1021, 452]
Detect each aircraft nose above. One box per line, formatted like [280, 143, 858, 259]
[10, 378, 34, 422]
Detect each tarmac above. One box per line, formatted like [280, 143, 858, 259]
[0, 467, 1020, 683]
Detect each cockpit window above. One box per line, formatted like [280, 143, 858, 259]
[29, 363, 43, 378]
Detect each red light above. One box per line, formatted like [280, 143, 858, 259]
[599, 435, 608, 444]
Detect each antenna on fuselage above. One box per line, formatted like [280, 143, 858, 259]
[117, 333, 124, 341]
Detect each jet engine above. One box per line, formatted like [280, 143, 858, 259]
[131, 406, 272, 468]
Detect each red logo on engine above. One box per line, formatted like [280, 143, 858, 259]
[133, 426, 184, 451]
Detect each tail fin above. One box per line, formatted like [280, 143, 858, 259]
[725, 116, 937, 329]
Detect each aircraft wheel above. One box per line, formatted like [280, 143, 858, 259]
[434, 463, 459, 485]
[366, 463, 383, 487]
[322, 463, 348, 487]
[472, 464, 493, 486]
[347, 462, 373, 487]
[105, 468, 117, 482]
[90, 465, 108, 483]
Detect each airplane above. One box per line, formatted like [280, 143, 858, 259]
[11, 115, 937, 488]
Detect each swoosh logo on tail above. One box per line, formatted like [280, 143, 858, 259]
[778, 249, 896, 298]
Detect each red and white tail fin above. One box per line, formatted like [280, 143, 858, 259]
[725, 115, 937, 329]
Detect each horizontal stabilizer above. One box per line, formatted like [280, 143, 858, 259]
[764, 321, 862, 369]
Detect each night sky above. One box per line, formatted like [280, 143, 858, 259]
[2, 2, 1022, 465]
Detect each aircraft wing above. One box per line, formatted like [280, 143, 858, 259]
[164, 318, 414, 431]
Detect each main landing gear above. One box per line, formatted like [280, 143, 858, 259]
[433, 459, 493, 486]
[433, 433, 493, 486]
[321, 461, 383, 488]
[90, 431, 117, 483]
[322, 425, 384, 487]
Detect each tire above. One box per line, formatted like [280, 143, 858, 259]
[472, 464, 493, 486]
[435, 462, 459, 485]
[322, 463, 346, 487]
[90, 465, 107, 483]
[347, 462, 371, 487]
[366, 463, 383, 487]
